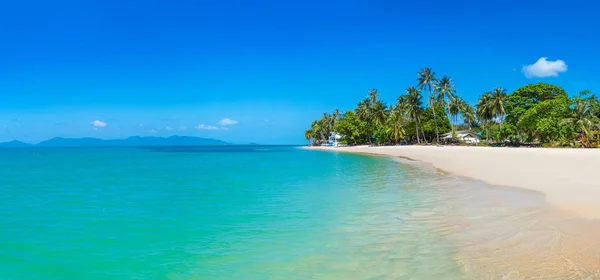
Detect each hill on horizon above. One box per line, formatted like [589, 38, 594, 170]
[0, 136, 230, 147]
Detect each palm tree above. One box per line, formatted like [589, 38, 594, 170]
[476, 92, 493, 142]
[329, 109, 341, 132]
[488, 87, 508, 130]
[368, 88, 379, 103]
[460, 100, 477, 129]
[371, 101, 388, 127]
[304, 128, 314, 144]
[562, 91, 599, 147]
[448, 96, 462, 131]
[386, 106, 406, 144]
[417, 67, 439, 142]
[356, 99, 372, 143]
[309, 120, 324, 145]
[436, 76, 456, 128]
[400, 86, 424, 144]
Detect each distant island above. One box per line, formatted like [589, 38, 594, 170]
[0, 136, 229, 147]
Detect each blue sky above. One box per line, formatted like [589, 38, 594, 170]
[1, 0, 599, 144]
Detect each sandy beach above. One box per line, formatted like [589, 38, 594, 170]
[309, 145, 600, 219]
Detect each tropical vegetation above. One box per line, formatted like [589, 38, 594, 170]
[305, 68, 600, 148]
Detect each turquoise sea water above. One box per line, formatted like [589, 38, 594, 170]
[0, 146, 466, 279]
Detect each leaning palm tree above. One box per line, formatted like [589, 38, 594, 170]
[436, 76, 456, 127]
[417, 67, 440, 142]
[304, 128, 314, 144]
[400, 86, 424, 144]
[476, 92, 493, 142]
[386, 106, 406, 144]
[488, 87, 508, 130]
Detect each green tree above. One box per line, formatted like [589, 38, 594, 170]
[448, 96, 462, 131]
[562, 90, 599, 147]
[417, 67, 440, 142]
[368, 88, 379, 103]
[399, 86, 424, 144]
[476, 92, 494, 141]
[421, 106, 451, 142]
[356, 98, 373, 143]
[505, 83, 568, 141]
[517, 94, 573, 144]
[386, 106, 406, 144]
[436, 75, 456, 128]
[489, 87, 508, 130]
[371, 101, 389, 128]
[334, 111, 367, 145]
[459, 99, 477, 129]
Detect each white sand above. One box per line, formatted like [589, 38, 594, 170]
[309, 145, 600, 219]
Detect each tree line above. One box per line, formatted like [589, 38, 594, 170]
[305, 68, 600, 148]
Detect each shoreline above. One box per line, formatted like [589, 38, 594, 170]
[306, 145, 600, 219]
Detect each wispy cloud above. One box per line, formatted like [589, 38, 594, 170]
[165, 126, 174, 131]
[522, 57, 567, 78]
[217, 118, 238, 126]
[179, 126, 187, 131]
[90, 120, 107, 128]
[195, 124, 220, 130]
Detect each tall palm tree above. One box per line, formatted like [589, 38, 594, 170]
[488, 87, 508, 130]
[448, 96, 462, 131]
[368, 88, 379, 104]
[436, 76, 456, 128]
[330, 109, 341, 132]
[386, 106, 406, 144]
[460, 100, 477, 129]
[371, 101, 388, 127]
[400, 86, 424, 144]
[476, 92, 493, 142]
[356, 99, 373, 143]
[417, 67, 440, 142]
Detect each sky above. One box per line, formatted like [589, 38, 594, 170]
[1, 0, 599, 144]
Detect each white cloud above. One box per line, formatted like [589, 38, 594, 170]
[179, 126, 187, 131]
[150, 129, 157, 133]
[90, 120, 107, 128]
[220, 127, 229, 131]
[522, 57, 567, 78]
[217, 118, 238, 126]
[195, 124, 220, 130]
[165, 126, 174, 131]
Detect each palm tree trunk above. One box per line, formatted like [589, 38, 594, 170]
[430, 90, 440, 142]
[415, 120, 420, 144]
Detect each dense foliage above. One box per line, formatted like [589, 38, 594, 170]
[305, 68, 600, 148]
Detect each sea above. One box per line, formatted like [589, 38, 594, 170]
[1, 146, 597, 279]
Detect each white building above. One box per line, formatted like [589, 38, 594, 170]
[442, 130, 480, 144]
[327, 132, 343, 146]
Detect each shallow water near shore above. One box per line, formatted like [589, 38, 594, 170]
[1, 146, 599, 279]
